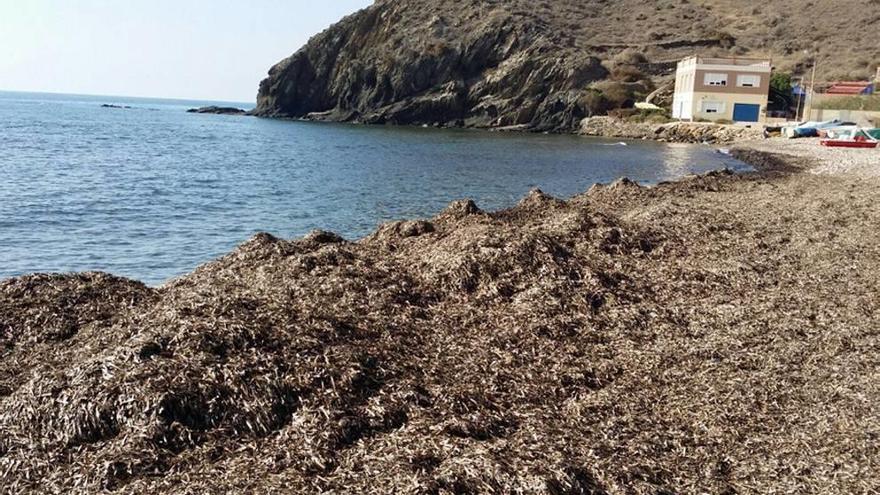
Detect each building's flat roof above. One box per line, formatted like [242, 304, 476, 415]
[680, 56, 771, 68]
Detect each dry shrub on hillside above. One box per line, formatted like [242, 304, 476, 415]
[612, 49, 648, 66]
[588, 79, 654, 111]
[610, 65, 647, 84]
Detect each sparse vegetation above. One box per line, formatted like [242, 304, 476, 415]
[608, 107, 673, 124]
[769, 72, 795, 112]
[612, 49, 648, 66]
[586, 78, 656, 116]
[591, 81, 634, 108]
[580, 88, 612, 116]
[610, 64, 647, 83]
[815, 95, 880, 111]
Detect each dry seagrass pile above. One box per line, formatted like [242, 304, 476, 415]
[1, 150, 878, 494]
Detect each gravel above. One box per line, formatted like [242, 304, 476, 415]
[739, 137, 880, 177]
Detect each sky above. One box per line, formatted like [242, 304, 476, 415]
[0, 0, 372, 103]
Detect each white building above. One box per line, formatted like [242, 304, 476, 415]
[672, 56, 772, 123]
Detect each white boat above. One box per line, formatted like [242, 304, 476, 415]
[782, 119, 848, 138]
[822, 125, 860, 139]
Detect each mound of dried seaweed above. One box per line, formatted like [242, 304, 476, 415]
[1, 155, 878, 494]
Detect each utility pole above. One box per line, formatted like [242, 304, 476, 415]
[805, 61, 818, 121]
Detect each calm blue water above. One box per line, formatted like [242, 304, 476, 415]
[0, 91, 749, 285]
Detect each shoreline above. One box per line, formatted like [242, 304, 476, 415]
[0, 135, 764, 289]
[2, 137, 879, 492]
[250, 113, 764, 145]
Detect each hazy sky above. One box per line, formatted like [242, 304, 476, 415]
[0, 0, 372, 102]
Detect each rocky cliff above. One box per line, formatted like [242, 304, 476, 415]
[254, 1, 613, 131]
[254, 0, 880, 132]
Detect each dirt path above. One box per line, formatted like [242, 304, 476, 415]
[1, 147, 878, 494]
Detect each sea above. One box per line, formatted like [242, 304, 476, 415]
[0, 91, 750, 285]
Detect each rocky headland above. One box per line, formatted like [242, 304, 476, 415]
[2, 145, 879, 493]
[253, 0, 611, 131]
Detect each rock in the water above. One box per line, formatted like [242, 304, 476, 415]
[186, 106, 248, 115]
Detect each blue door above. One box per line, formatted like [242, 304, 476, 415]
[733, 103, 760, 122]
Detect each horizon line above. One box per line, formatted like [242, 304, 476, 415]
[0, 88, 257, 106]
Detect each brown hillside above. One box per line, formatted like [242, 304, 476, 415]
[254, 0, 880, 130]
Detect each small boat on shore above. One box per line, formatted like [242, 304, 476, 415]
[820, 139, 878, 148]
[782, 119, 852, 138]
[819, 125, 859, 139]
[819, 128, 879, 148]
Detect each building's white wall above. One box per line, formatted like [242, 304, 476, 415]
[673, 58, 698, 120]
[672, 92, 694, 119]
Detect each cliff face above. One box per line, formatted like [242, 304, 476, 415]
[254, 1, 611, 131]
[254, 0, 880, 131]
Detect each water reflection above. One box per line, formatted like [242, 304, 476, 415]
[663, 143, 702, 177]
[0, 91, 751, 284]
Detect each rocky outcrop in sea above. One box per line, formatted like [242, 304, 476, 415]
[187, 106, 248, 115]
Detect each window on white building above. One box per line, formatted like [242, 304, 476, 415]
[737, 74, 761, 87]
[701, 101, 725, 114]
[704, 73, 728, 86]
